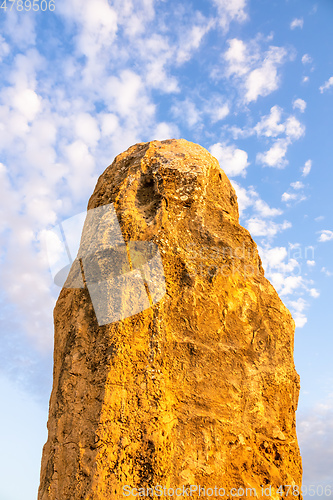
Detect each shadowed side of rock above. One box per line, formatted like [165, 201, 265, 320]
[38, 139, 302, 500]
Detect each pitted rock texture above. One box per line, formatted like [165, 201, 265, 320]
[38, 139, 302, 500]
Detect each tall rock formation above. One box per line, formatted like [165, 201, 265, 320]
[39, 139, 302, 499]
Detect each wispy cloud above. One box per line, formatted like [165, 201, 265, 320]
[245, 47, 289, 102]
[171, 98, 202, 128]
[223, 36, 291, 103]
[227, 181, 307, 314]
[292, 98, 307, 113]
[257, 138, 290, 168]
[254, 105, 285, 137]
[257, 242, 320, 327]
[302, 159, 312, 177]
[320, 76, 333, 93]
[290, 17, 304, 30]
[321, 267, 333, 277]
[290, 18, 304, 29]
[231, 181, 283, 218]
[302, 54, 313, 65]
[255, 106, 305, 168]
[212, 0, 248, 32]
[290, 181, 304, 190]
[246, 218, 291, 238]
[229, 105, 305, 169]
[289, 297, 308, 327]
[318, 230, 333, 242]
[281, 180, 307, 205]
[210, 143, 249, 177]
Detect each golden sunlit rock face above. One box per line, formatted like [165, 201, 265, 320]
[38, 139, 302, 500]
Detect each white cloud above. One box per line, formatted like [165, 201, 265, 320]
[223, 38, 290, 103]
[254, 106, 285, 137]
[246, 218, 291, 238]
[82, 0, 118, 40]
[231, 181, 283, 219]
[113, 0, 155, 37]
[229, 180, 253, 215]
[65, 140, 95, 172]
[294, 315, 307, 328]
[281, 184, 306, 204]
[224, 38, 248, 77]
[302, 76, 309, 83]
[210, 142, 249, 177]
[10, 49, 43, 89]
[321, 267, 333, 277]
[212, 0, 248, 31]
[254, 106, 305, 140]
[245, 46, 287, 102]
[12, 89, 42, 122]
[172, 95, 229, 128]
[2, 9, 36, 48]
[59, 0, 118, 63]
[310, 288, 320, 298]
[260, 246, 288, 268]
[290, 181, 304, 190]
[290, 18, 304, 29]
[253, 199, 282, 218]
[171, 98, 201, 128]
[302, 54, 313, 65]
[285, 115, 305, 140]
[259, 246, 301, 276]
[302, 159, 312, 177]
[100, 113, 119, 136]
[75, 113, 100, 147]
[210, 103, 230, 122]
[257, 243, 319, 326]
[320, 76, 333, 93]
[145, 60, 179, 93]
[289, 297, 308, 313]
[1, 232, 56, 351]
[106, 70, 153, 119]
[176, 17, 213, 64]
[307, 260, 315, 267]
[134, 33, 178, 93]
[256, 138, 290, 168]
[318, 230, 333, 242]
[153, 121, 179, 141]
[292, 98, 306, 113]
[64, 140, 96, 200]
[0, 35, 10, 62]
[135, 13, 213, 93]
[289, 297, 308, 327]
[279, 275, 303, 296]
[254, 107, 305, 168]
[282, 192, 298, 202]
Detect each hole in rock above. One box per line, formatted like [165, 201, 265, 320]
[136, 175, 163, 222]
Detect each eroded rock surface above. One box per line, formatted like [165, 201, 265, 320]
[38, 139, 302, 500]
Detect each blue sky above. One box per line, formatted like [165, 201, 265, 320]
[0, 0, 332, 498]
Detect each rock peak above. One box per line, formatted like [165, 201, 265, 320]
[39, 140, 302, 499]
